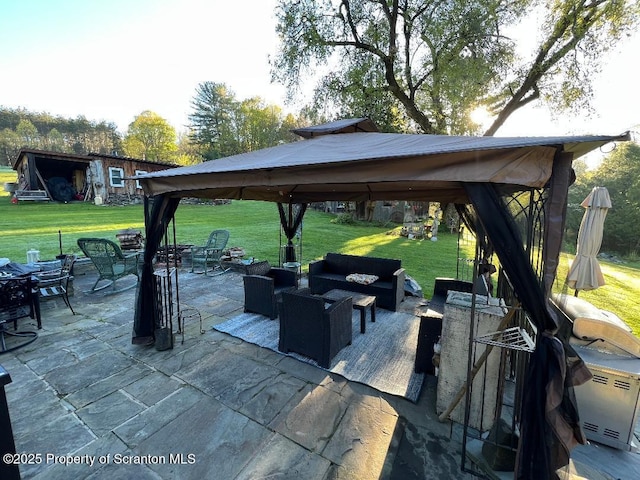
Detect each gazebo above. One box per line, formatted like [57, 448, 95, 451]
[133, 118, 629, 478]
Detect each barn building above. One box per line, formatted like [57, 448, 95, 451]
[10, 149, 178, 203]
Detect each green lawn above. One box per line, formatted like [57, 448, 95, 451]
[0, 197, 470, 298]
[2, 163, 638, 335]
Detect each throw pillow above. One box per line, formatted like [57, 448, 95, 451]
[346, 273, 379, 285]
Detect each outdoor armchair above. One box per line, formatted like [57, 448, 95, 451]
[242, 261, 297, 319]
[278, 289, 352, 368]
[190, 229, 230, 275]
[77, 238, 140, 293]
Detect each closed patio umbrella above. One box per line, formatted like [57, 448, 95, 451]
[566, 186, 611, 294]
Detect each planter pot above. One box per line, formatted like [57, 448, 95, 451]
[3, 182, 17, 193]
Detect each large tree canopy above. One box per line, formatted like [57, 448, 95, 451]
[123, 111, 178, 162]
[272, 0, 639, 135]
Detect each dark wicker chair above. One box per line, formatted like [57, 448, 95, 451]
[278, 289, 352, 368]
[415, 278, 473, 374]
[243, 261, 297, 319]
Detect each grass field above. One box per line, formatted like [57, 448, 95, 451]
[0, 195, 470, 298]
[2, 166, 638, 335]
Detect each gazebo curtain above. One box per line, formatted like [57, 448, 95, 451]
[455, 203, 493, 265]
[462, 155, 590, 480]
[277, 202, 307, 263]
[132, 194, 181, 344]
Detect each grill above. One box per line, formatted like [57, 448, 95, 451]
[573, 345, 640, 451]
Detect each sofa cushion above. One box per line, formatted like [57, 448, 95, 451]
[316, 272, 346, 283]
[246, 260, 271, 276]
[324, 253, 400, 279]
[324, 253, 351, 276]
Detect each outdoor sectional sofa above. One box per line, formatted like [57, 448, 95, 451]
[308, 252, 405, 311]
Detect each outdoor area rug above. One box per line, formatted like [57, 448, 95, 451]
[213, 309, 425, 402]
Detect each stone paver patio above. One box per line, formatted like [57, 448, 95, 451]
[2, 264, 638, 479]
[2, 266, 471, 480]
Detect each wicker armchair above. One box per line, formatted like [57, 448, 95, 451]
[278, 289, 352, 368]
[77, 238, 140, 293]
[243, 261, 297, 319]
[415, 278, 473, 374]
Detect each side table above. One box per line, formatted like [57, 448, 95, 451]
[321, 289, 376, 334]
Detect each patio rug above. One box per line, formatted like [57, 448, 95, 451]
[213, 309, 425, 402]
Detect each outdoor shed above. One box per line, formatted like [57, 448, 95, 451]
[10, 148, 178, 203]
[133, 118, 630, 479]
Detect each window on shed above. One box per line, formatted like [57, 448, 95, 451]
[109, 167, 125, 187]
[134, 170, 147, 189]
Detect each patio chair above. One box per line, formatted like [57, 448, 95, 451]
[243, 261, 297, 319]
[37, 254, 76, 314]
[278, 289, 352, 368]
[190, 229, 230, 275]
[77, 238, 141, 293]
[0, 276, 39, 353]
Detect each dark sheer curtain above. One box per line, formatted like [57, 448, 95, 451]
[455, 203, 493, 265]
[132, 194, 181, 344]
[463, 160, 590, 479]
[464, 184, 553, 331]
[277, 203, 307, 262]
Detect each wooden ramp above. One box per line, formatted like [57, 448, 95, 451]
[14, 190, 50, 201]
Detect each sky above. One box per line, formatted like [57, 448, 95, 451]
[0, 0, 287, 133]
[1, 0, 638, 151]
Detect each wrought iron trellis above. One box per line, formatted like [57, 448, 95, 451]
[459, 186, 548, 477]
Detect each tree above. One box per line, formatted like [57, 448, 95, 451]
[0, 107, 122, 162]
[123, 111, 177, 162]
[175, 132, 203, 166]
[188, 82, 302, 160]
[44, 128, 65, 151]
[188, 82, 239, 160]
[16, 119, 40, 147]
[0, 128, 21, 166]
[589, 142, 640, 254]
[272, 0, 639, 135]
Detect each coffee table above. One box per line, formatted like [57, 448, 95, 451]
[321, 289, 376, 334]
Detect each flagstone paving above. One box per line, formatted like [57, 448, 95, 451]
[1, 265, 637, 479]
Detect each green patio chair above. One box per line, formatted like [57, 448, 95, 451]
[77, 238, 140, 293]
[190, 229, 230, 275]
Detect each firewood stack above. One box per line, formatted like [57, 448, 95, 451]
[116, 229, 144, 250]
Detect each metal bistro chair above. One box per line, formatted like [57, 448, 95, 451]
[190, 229, 230, 275]
[37, 254, 77, 314]
[77, 238, 141, 293]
